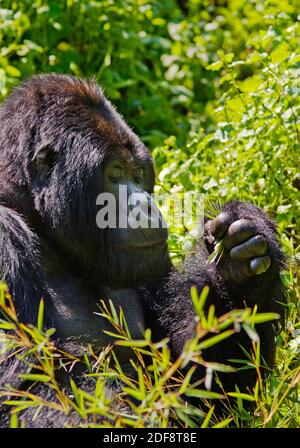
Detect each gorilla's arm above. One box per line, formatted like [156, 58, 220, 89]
[146, 201, 286, 391]
[0, 205, 54, 327]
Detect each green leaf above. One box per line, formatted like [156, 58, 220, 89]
[6, 66, 21, 77]
[191, 285, 209, 316]
[201, 405, 215, 428]
[185, 389, 225, 399]
[270, 42, 290, 64]
[5, 401, 37, 408]
[250, 313, 280, 324]
[37, 299, 44, 332]
[18, 374, 51, 382]
[227, 392, 255, 401]
[198, 329, 235, 349]
[123, 387, 145, 401]
[206, 60, 223, 71]
[115, 340, 148, 347]
[238, 75, 263, 93]
[212, 417, 234, 428]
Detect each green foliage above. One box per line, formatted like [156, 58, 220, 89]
[1, 284, 297, 428]
[0, 0, 299, 428]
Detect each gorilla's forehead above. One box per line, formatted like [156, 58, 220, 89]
[32, 76, 151, 162]
[103, 143, 152, 165]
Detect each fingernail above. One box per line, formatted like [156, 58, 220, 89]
[250, 256, 271, 275]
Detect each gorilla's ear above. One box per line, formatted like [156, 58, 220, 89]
[30, 145, 59, 177]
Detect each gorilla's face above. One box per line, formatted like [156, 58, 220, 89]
[27, 80, 170, 287]
[100, 150, 170, 287]
[31, 143, 170, 287]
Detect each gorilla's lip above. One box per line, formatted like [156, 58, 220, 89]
[124, 240, 168, 250]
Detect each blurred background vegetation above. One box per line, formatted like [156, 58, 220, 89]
[0, 0, 299, 427]
[0, 0, 299, 248]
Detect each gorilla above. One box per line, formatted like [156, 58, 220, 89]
[0, 74, 285, 427]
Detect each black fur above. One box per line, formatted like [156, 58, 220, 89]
[0, 205, 53, 326]
[146, 201, 286, 398]
[0, 75, 286, 427]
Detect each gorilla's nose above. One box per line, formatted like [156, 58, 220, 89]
[127, 191, 167, 231]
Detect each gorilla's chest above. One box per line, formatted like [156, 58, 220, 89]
[44, 275, 145, 350]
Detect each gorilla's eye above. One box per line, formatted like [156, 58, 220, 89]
[109, 166, 124, 183]
[32, 145, 58, 174]
[134, 167, 144, 183]
[43, 148, 58, 170]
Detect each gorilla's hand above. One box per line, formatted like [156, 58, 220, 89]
[204, 210, 272, 285]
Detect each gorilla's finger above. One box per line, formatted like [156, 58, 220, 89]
[229, 235, 268, 260]
[250, 256, 271, 275]
[204, 220, 215, 244]
[207, 212, 231, 238]
[224, 219, 256, 249]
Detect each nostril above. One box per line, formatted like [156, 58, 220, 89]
[128, 199, 148, 213]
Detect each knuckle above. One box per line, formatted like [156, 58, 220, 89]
[210, 211, 231, 237]
[252, 234, 268, 251]
[224, 219, 255, 249]
[227, 219, 252, 237]
[229, 235, 268, 260]
[204, 220, 212, 231]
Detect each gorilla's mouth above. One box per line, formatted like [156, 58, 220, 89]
[126, 240, 168, 250]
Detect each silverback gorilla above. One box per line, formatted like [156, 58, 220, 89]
[0, 75, 285, 427]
